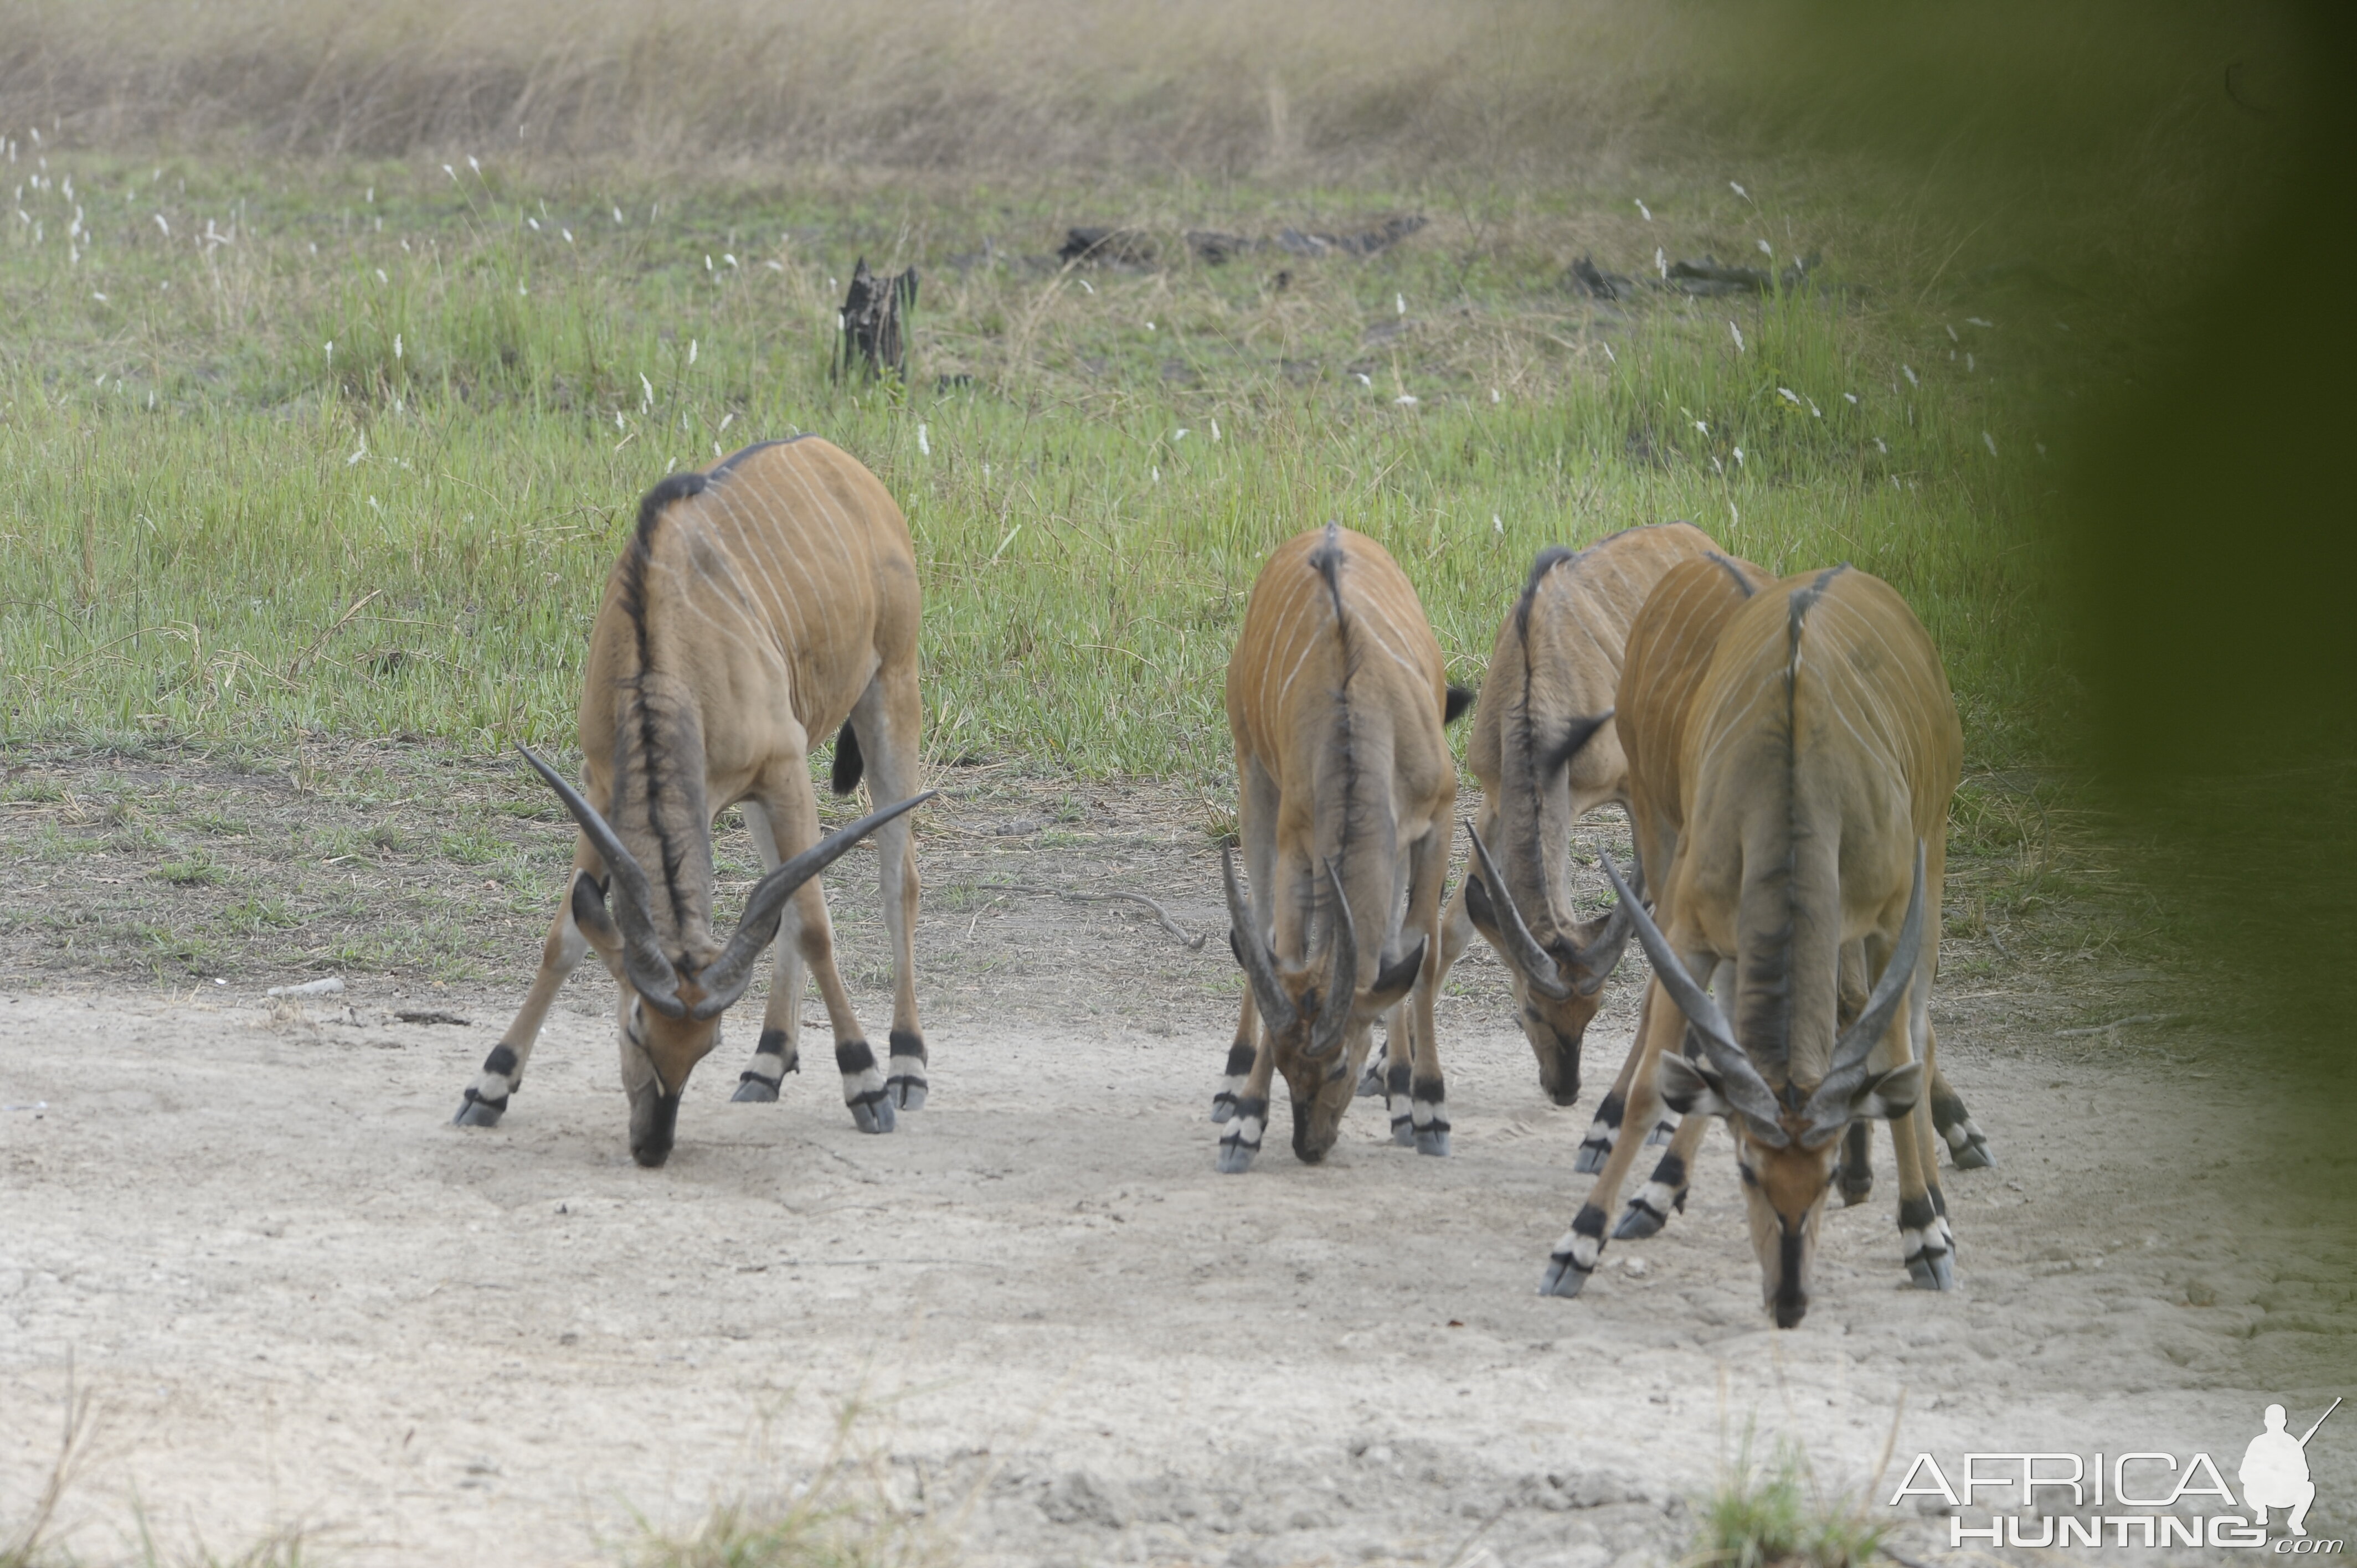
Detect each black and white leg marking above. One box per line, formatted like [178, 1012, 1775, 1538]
[1575, 1090, 1624, 1174]
[836, 1039, 895, 1134]
[1385, 1060, 1414, 1146]
[1217, 1095, 1267, 1174]
[1408, 1075, 1450, 1158]
[733, 1027, 799, 1103]
[1898, 1193, 1956, 1290]
[1540, 1203, 1609, 1297]
[1643, 1115, 1678, 1147]
[886, 1027, 928, 1112]
[1356, 1049, 1387, 1100]
[1212, 1036, 1254, 1123]
[1931, 1087, 1994, 1169]
[455, 1043, 520, 1127]
[1613, 1149, 1689, 1239]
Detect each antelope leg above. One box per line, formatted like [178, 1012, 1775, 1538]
[457, 857, 596, 1126]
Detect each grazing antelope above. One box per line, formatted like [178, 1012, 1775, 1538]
[1214, 523, 1470, 1170]
[1539, 564, 1963, 1325]
[453, 437, 935, 1167]
[1419, 522, 1716, 1165]
[1602, 553, 1993, 1243]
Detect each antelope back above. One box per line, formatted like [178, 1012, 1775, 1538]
[1227, 525, 1450, 793]
[1616, 551, 1775, 883]
[1465, 520, 1718, 936]
[1677, 566, 1960, 1089]
[579, 436, 919, 961]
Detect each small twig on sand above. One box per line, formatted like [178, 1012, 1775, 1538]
[980, 883, 1208, 950]
[2056, 1012, 2176, 1038]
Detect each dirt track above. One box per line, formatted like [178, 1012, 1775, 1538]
[6, 952, 2352, 1564]
[2, 756, 2352, 1565]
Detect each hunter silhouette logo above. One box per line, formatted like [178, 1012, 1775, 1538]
[2243, 1399, 2337, 1539]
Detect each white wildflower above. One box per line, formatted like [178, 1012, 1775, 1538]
[1396, 394, 1418, 406]
[1634, 198, 1651, 221]
[1982, 431, 1998, 457]
[917, 424, 930, 456]
[1902, 364, 1919, 387]
[1730, 322, 1744, 352]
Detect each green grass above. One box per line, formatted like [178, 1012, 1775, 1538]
[1695, 1431, 1888, 1568]
[1, 154, 2059, 781]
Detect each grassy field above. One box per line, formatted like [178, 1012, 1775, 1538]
[0, 152, 2061, 781]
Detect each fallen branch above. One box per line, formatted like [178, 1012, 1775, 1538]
[2056, 1012, 2176, 1038]
[977, 882, 1207, 950]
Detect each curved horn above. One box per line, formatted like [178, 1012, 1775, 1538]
[1598, 852, 1785, 1142]
[1462, 820, 1574, 1002]
[1306, 858, 1358, 1059]
[1567, 852, 1640, 996]
[1222, 847, 1297, 1036]
[518, 745, 685, 1017]
[690, 791, 939, 1019]
[1804, 840, 1928, 1133]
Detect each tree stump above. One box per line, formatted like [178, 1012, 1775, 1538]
[835, 257, 918, 383]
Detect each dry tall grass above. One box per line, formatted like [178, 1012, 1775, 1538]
[0, 0, 1680, 177]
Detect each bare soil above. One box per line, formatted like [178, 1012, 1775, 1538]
[1, 744, 2350, 1566]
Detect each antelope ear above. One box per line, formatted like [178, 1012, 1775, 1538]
[1464, 873, 1502, 944]
[570, 873, 622, 963]
[1658, 1051, 1732, 1118]
[1850, 1060, 1923, 1121]
[1366, 937, 1426, 1012]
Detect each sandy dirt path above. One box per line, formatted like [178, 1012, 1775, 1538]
[4, 956, 2349, 1566]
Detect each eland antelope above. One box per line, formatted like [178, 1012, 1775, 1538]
[1214, 523, 1470, 1170]
[454, 436, 935, 1167]
[1415, 522, 1716, 1164]
[1540, 563, 1962, 1324]
[1602, 553, 1994, 1245]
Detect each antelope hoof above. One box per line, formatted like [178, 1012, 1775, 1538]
[453, 1091, 507, 1128]
[886, 1032, 928, 1112]
[1613, 1201, 1667, 1241]
[731, 1074, 780, 1104]
[1950, 1134, 1995, 1170]
[1838, 1169, 1874, 1206]
[1389, 1113, 1415, 1147]
[1644, 1118, 1676, 1147]
[1216, 1139, 1260, 1175]
[847, 1092, 897, 1135]
[1907, 1251, 1957, 1291]
[1573, 1142, 1609, 1175]
[1414, 1127, 1450, 1158]
[1210, 1092, 1237, 1124]
[1356, 1058, 1386, 1098]
[1539, 1255, 1593, 1298]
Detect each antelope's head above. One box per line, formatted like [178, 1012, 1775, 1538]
[519, 746, 931, 1168]
[1604, 847, 1927, 1327]
[1461, 821, 1634, 1106]
[1223, 849, 1423, 1163]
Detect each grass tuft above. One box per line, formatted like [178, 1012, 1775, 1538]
[1693, 1429, 1888, 1568]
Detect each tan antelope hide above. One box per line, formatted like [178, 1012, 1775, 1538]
[1598, 552, 1996, 1247]
[455, 437, 934, 1167]
[1541, 564, 1962, 1327]
[1415, 522, 1716, 1167]
[1215, 523, 1469, 1170]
